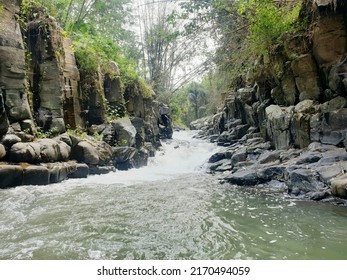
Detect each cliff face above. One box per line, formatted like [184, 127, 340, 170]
[215, 0, 347, 150]
[192, 0, 347, 202]
[0, 0, 168, 187]
[0, 0, 33, 137]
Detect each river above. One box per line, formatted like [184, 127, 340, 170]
[0, 131, 346, 260]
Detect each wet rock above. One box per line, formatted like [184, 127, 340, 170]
[226, 169, 265, 186]
[132, 148, 149, 168]
[287, 168, 324, 194]
[95, 141, 113, 165]
[258, 166, 286, 181]
[89, 165, 116, 175]
[210, 159, 230, 171]
[0, 165, 23, 188]
[112, 117, 137, 147]
[68, 163, 89, 179]
[309, 190, 331, 201]
[45, 162, 76, 183]
[209, 152, 226, 163]
[23, 165, 50, 186]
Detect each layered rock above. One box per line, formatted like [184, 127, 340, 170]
[0, 0, 33, 138]
[193, 0, 347, 203]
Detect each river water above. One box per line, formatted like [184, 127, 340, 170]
[0, 131, 346, 260]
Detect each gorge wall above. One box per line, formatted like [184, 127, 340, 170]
[0, 0, 168, 187]
[193, 0, 347, 202]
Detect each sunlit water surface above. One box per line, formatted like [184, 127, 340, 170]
[0, 131, 346, 260]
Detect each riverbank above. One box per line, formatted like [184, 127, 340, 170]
[191, 116, 347, 206]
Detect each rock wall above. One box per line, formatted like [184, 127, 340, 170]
[0, 0, 33, 138]
[214, 0, 347, 150]
[0, 2, 166, 188]
[194, 0, 347, 202]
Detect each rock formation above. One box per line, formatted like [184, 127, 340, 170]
[194, 0, 347, 203]
[0, 0, 171, 188]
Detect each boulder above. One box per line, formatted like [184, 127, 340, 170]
[23, 165, 50, 186]
[112, 117, 137, 147]
[258, 150, 281, 164]
[0, 144, 6, 160]
[9, 142, 41, 163]
[209, 152, 227, 163]
[287, 168, 324, 194]
[68, 163, 89, 179]
[231, 147, 247, 166]
[226, 169, 265, 186]
[72, 141, 99, 165]
[0, 165, 23, 188]
[265, 105, 294, 149]
[1, 134, 22, 148]
[56, 141, 71, 161]
[37, 139, 60, 162]
[95, 141, 113, 165]
[331, 178, 347, 198]
[321, 109, 347, 146]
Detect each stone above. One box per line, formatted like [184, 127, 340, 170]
[291, 112, 311, 148]
[295, 152, 322, 165]
[9, 142, 41, 163]
[0, 165, 23, 188]
[226, 169, 265, 186]
[23, 165, 50, 186]
[1, 134, 22, 148]
[291, 54, 321, 101]
[331, 178, 347, 198]
[209, 152, 226, 163]
[68, 163, 89, 179]
[318, 150, 347, 164]
[258, 150, 281, 164]
[95, 141, 113, 165]
[320, 96, 346, 112]
[0, 144, 6, 160]
[287, 168, 324, 194]
[45, 162, 76, 183]
[309, 191, 330, 201]
[312, 14, 347, 66]
[89, 165, 115, 175]
[257, 166, 286, 182]
[72, 141, 99, 165]
[112, 117, 137, 147]
[265, 105, 294, 149]
[280, 72, 297, 106]
[316, 165, 343, 183]
[231, 147, 247, 166]
[56, 141, 71, 161]
[113, 147, 137, 165]
[0, 93, 9, 137]
[37, 139, 60, 162]
[321, 109, 347, 145]
[210, 159, 231, 171]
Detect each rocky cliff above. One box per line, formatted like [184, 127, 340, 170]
[0, 0, 170, 188]
[193, 0, 347, 203]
